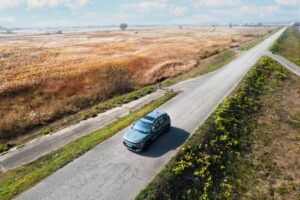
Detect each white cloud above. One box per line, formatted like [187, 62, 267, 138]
[0, 16, 16, 23]
[238, 5, 280, 16]
[26, 0, 89, 9]
[120, 0, 168, 12]
[210, 4, 280, 18]
[0, 0, 20, 9]
[120, 0, 187, 17]
[66, 0, 89, 10]
[276, 0, 300, 6]
[27, 0, 60, 8]
[171, 6, 187, 15]
[191, 0, 240, 7]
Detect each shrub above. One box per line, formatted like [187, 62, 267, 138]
[102, 66, 134, 96]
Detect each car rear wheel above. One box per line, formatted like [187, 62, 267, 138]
[165, 124, 171, 132]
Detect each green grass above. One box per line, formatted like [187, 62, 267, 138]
[0, 144, 8, 154]
[271, 26, 300, 67]
[288, 114, 300, 130]
[0, 92, 178, 200]
[135, 57, 289, 200]
[277, 183, 296, 195]
[239, 28, 280, 51]
[192, 50, 236, 76]
[79, 85, 157, 121]
[162, 50, 236, 87]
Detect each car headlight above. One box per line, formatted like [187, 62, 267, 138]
[138, 142, 145, 147]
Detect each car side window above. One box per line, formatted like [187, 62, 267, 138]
[158, 116, 165, 125]
[153, 121, 159, 130]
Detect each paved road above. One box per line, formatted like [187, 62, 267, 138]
[267, 52, 300, 76]
[16, 28, 286, 200]
[0, 90, 166, 170]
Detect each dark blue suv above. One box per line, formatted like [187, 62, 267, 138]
[123, 111, 171, 151]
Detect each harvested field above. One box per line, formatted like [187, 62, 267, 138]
[0, 27, 273, 147]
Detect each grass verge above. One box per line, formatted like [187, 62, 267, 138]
[0, 91, 178, 200]
[270, 26, 300, 66]
[162, 50, 236, 87]
[239, 28, 280, 51]
[135, 56, 289, 200]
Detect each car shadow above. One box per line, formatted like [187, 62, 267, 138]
[137, 127, 190, 158]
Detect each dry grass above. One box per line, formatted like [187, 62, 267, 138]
[234, 71, 300, 199]
[0, 27, 272, 144]
[271, 26, 300, 66]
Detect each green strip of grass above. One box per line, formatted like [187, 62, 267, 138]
[80, 85, 157, 120]
[162, 50, 236, 87]
[135, 57, 289, 200]
[239, 37, 266, 51]
[0, 92, 178, 200]
[239, 28, 280, 51]
[270, 26, 300, 67]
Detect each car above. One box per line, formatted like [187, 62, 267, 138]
[123, 111, 171, 151]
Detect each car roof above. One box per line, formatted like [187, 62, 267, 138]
[141, 111, 166, 123]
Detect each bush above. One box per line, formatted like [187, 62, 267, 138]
[0, 143, 8, 153]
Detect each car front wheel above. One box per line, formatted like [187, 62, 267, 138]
[143, 140, 152, 150]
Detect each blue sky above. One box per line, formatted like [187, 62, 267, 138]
[0, 0, 299, 28]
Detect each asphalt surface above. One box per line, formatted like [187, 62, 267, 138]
[16, 28, 286, 200]
[267, 52, 300, 76]
[0, 90, 166, 170]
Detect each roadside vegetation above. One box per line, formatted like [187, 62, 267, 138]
[162, 50, 236, 87]
[0, 91, 177, 200]
[239, 28, 280, 51]
[136, 56, 299, 199]
[271, 26, 300, 66]
[230, 60, 300, 199]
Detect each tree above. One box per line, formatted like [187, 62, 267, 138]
[120, 23, 128, 31]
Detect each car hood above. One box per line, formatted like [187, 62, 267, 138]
[123, 128, 148, 144]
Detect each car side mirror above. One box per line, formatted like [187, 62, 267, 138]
[132, 122, 136, 128]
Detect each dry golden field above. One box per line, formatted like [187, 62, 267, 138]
[0, 27, 273, 144]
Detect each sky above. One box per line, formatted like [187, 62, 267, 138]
[0, 0, 299, 28]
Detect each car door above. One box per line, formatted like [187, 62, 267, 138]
[157, 116, 166, 135]
[151, 120, 160, 140]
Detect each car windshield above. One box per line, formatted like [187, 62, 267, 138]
[133, 120, 152, 134]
